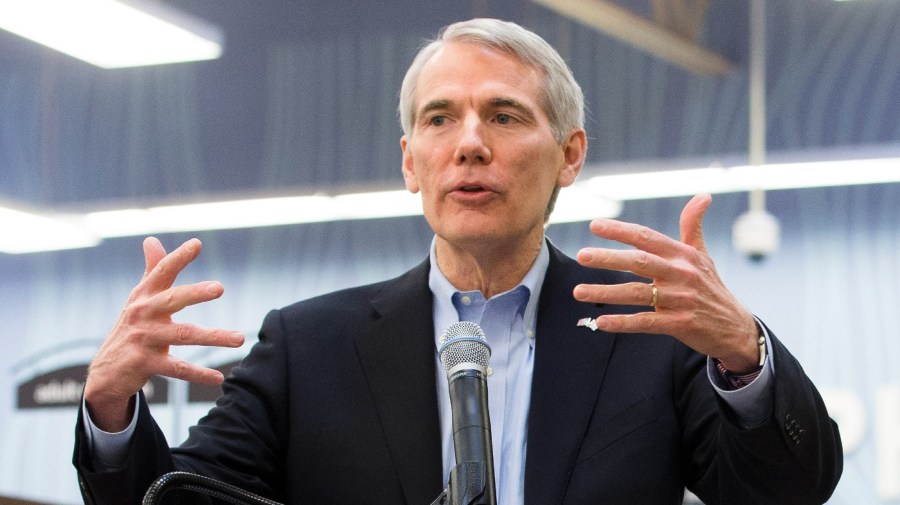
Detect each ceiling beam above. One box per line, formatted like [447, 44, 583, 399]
[531, 0, 735, 75]
[651, 0, 711, 41]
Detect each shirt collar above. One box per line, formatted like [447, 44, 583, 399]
[428, 236, 549, 348]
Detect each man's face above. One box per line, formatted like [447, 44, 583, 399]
[401, 42, 584, 251]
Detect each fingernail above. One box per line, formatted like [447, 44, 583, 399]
[230, 332, 245, 345]
[573, 285, 587, 299]
[577, 250, 593, 262]
[206, 282, 222, 295]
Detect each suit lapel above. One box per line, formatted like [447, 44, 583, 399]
[354, 260, 444, 505]
[525, 245, 617, 505]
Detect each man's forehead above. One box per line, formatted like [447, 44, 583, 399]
[420, 41, 537, 76]
[415, 47, 542, 99]
[419, 96, 531, 112]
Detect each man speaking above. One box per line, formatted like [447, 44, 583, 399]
[73, 18, 842, 505]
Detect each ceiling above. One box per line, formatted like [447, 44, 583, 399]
[0, 0, 897, 214]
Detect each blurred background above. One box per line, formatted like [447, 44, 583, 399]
[0, 0, 898, 503]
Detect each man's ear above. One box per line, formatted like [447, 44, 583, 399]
[400, 135, 420, 193]
[557, 128, 587, 188]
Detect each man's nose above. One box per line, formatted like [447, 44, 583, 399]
[453, 114, 491, 165]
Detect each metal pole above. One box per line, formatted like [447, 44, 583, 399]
[748, 0, 766, 212]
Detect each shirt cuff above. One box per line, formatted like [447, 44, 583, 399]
[82, 394, 140, 470]
[707, 321, 775, 427]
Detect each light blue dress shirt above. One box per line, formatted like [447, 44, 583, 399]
[429, 238, 548, 505]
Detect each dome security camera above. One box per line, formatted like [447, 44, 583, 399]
[732, 209, 780, 262]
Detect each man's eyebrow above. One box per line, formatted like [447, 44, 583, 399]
[418, 99, 451, 118]
[489, 97, 536, 120]
[416, 97, 537, 120]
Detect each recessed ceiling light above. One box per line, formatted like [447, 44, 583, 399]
[0, 0, 223, 68]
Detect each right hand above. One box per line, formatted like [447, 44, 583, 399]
[83, 237, 245, 432]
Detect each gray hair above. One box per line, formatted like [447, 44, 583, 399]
[398, 18, 585, 145]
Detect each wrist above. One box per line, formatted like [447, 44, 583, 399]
[717, 321, 766, 374]
[84, 379, 137, 433]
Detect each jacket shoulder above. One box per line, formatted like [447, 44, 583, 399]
[272, 258, 431, 327]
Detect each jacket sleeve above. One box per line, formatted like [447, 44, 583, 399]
[681, 323, 843, 505]
[73, 309, 291, 505]
[73, 391, 179, 505]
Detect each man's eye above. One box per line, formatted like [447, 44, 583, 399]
[429, 116, 446, 126]
[496, 113, 513, 125]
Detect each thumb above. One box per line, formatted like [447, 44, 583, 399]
[142, 236, 167, 278]
[680, 194, 713, 252]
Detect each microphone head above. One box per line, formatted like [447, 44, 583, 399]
[439, 321, 491, 375]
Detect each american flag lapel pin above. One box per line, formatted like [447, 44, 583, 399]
[576, 317, 598, 331]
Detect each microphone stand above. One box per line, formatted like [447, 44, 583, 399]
[429, 460, 493, 505]
[142, 471, 283, 505]
[147, 469, 480, 505]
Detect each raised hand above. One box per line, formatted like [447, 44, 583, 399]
[83, 237, 245, 431]
[573, 194, 761, 373]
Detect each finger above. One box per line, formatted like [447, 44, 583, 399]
[574, 282, 656, 306]
[145, 281, 226, 316]
[143, 238, 203, 293]
[142, 237, 167, 279]
[588, 219, 691, 259]
[679, 193, 712, 252]
[576, 247, 670, 279]
[574, 282, 693, 309]
[145, 323, 245, 349]
[594, 312, 672, 334]
[160, 355, 228, 385]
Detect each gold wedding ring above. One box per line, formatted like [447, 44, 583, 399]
[650, 284, 658, 307]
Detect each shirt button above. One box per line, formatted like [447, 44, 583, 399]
[526, 328, 535, 339]
[460, 295, 472, 305]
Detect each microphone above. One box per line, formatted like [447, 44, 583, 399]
[438, 321, 497, 505]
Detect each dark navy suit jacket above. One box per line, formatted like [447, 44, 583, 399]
[74, 244, 842, 504]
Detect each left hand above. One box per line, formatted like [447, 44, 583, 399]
[573, 194, 761, 373]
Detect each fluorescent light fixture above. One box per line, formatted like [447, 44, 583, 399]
[83, 191, 426, 238]
[332, 191, 425, 220]
[585, 168, 731, 200]
[728, 158, 900, 191]
[549, 186, 622, 223]
[0, 205, 100, 254]
[84, 196, 336, 237]
[0, 0, 223, 68]
[1, 152, 897, 254]
[80, 188, 619, 240]
[585, 156, 900, 200]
